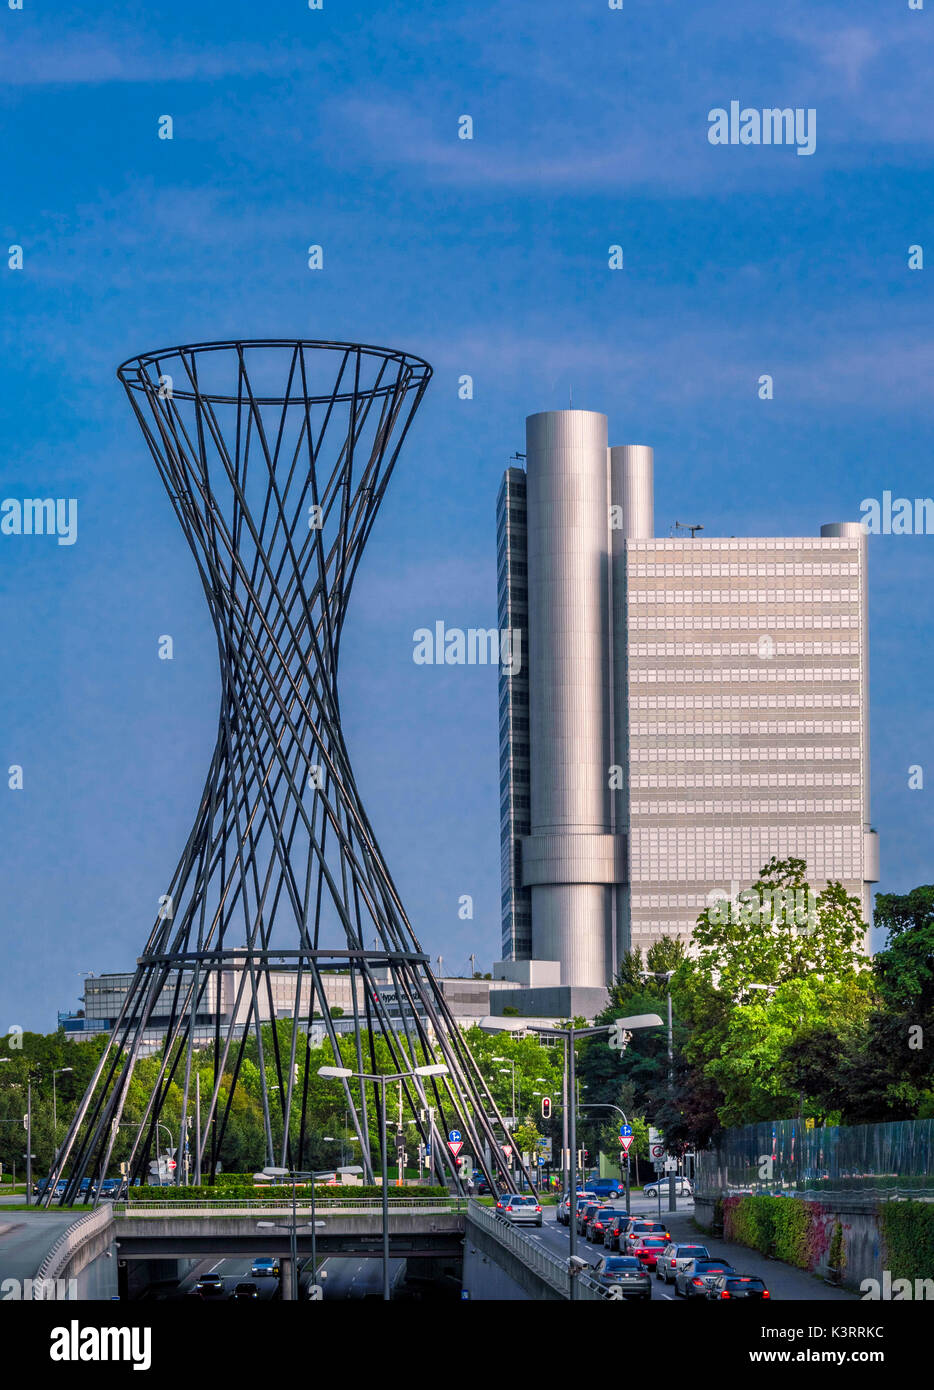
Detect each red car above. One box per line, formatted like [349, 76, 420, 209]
[632, 1236, 669, 1270]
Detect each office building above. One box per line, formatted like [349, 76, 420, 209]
[497, 410, 878, 1005]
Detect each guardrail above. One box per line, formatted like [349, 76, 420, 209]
[466, 1201, 608, 1301]
[697, 1186, 934, 1209]
[35, 1204, 114, 1284]
[115, 1197, 469, 1215]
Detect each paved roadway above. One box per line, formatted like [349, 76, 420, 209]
[167, 1252, 405, 1300]
[527, 1198, 858, 1301]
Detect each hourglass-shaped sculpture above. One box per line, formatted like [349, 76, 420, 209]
[48, 341, 524, 1203]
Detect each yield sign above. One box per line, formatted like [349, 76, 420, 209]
[447, 1139, 463, 1158]
[619, 1135, 634, 1154]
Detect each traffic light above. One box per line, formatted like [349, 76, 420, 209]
[541, 1096, 552, 1120]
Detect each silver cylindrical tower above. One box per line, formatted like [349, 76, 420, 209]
[609, 445, 654, 539]
[525, 410, 612, 987]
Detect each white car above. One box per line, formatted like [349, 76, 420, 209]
[643, 1177, 693, 1199]
[656, 1241, 710, 1284]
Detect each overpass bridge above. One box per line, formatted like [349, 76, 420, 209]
[1, 1198, 609, 1302]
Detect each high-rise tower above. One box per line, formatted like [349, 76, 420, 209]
[497, 410, 878, 1008]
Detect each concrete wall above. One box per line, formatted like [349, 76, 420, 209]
[462, 1216, 563, 1301]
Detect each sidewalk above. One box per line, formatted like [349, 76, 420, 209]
[662, 1208, 858, 1302]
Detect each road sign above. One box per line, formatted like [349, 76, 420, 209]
[167, 1159, 177, 1171]
[619, 1135, 634, 1154]
[650, 1142, 665, 1160]
[502, 1144, 512, 1158]
[448, 1129, 461, 1142]
[620, 1123, 632, 1137]
[447, 1139, 463, 1158]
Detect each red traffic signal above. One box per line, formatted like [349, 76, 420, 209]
[541, 1096, 552, 1120]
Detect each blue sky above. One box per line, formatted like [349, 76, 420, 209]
[1, 0, 932, 1030]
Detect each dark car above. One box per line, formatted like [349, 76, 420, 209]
[605, 1214, 631, 1252]
[591, 1254, 652, 1299]
[675, 1258, 736, 1298]
[195, 1272, 225, 1298]
[707, 1273, 771, 1301]
[578, 1202, 603, 1236]
[231, 1282, 259, 1300]
[587, 1207, 628, 1245]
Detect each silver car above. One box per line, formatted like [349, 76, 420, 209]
[656, 1241, 710, 1283]
[643, 1177, 693, 1199]
[558, 1190, 596, 1226]
[497, 1194, 543, 1227]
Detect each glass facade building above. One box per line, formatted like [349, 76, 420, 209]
[497, 411, 878, 984]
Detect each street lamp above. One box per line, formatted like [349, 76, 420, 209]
[258, 1166, 326, 1300]
[317, 1062, 449, 1300]
[527, 1014, 663, 1299]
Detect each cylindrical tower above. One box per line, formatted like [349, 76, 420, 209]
[609, 444, 654, 539]
[525, 410, 612, 987]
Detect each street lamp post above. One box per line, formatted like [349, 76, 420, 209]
[318, 1062, 449, 1300]
[529, 1013, 663, 1300]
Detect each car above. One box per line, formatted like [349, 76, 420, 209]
[251, 1257, 280, 1278]
[195, 1272, 225, 1298]
[707, 1273, 771, 1301]
[656, 1242, 710, 1284]
[622, 1219, 671, 1252]
[587, 1207, 628, 1245]
[643, 1177, 693, 1199]
[631, 1236, 669, 1270]
[674, 1258, 736, 1298]
[476, 1178, 493, 1196]
[588, 1178, 624, 1201]
[497, 1194, 543, 1227]
[604, 1214, 631, 1252]
[561, 1191, 596, 1226]
[591, 1254, 652, 1298]
[578, 1202, 603, 1236]
[231, 1281, 259, 1300]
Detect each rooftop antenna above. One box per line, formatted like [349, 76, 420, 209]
[673, 520, 705, 539]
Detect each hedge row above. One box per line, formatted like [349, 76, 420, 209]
[880, 1201, 934, 1285]
[723, 1194, 832, 1271]
[129, 1183, 449, 1202]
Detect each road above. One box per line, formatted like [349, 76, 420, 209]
[527, 1198, 858, 1301]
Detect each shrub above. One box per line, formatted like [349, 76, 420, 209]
[724, 1194, 831, 1271]
[880, 1201, 934, 1285]
[129, 1183, 449, 1203]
